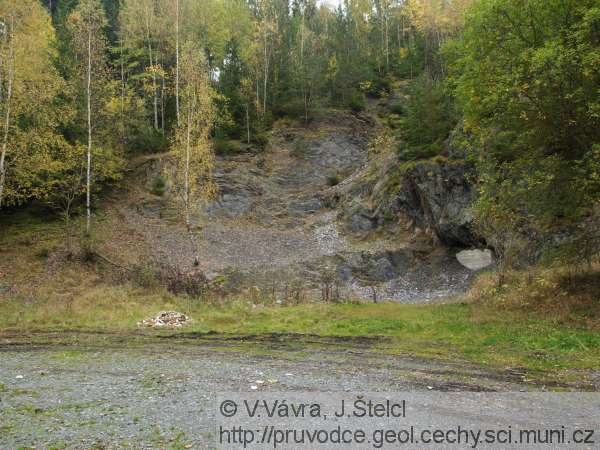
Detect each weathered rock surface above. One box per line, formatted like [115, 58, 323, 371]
[114, 111, 475, 302]
[395, 160, 476, 247]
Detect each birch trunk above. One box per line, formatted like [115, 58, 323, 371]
[161, 73, 165, 133]
[384, 4, 389, 71]
[262, 28, 268, 114]
[175, 0, 180, 126]
[184, 98, 199, 266]
[144, 9, 158, 131]
[150, 48, 158, 131]
[120, 39, 125, 149]
[0, 17, 14, 208]
[300, 5, 304, 65]
[86, 27, 92, 235]
[245, 103, 250, 144]
[255, 75, 260, 116]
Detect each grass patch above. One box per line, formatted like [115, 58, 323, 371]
[214, 138, 246, 156]
[1, 285, 599, 373]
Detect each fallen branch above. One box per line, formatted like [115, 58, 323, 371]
[93, 252, 133, 272]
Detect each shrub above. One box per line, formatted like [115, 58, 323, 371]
[273, 98, 306, 118]
[364, 76, 391, 98]
[348, 91, 366, 112]
[134, 264, 159, 289]
[388, 102, 404, 115]
[252, 132, 269, 149]
[150, 176, 167, 197]
[326, 174, 341, 186]
[128, 126, 169, 154]
[36, 246, 50, 259]
[214, 138, 244, 156]
[155, 264, 208, 297]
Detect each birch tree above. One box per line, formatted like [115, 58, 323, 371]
[0, 14, 13, 208]
[174, 0, 180, 126]
[171, 42, 216, 266]
[0, 0, 68, 208]
[68, 0, 108, 235]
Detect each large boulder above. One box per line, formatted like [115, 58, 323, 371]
[456, 249, 493, 271]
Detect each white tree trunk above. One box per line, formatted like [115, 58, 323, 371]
[245, 103, 250, 144]
[262, 27, 268, 114]
[120, 39, 125, 149]
[144, 9, 158, 131]
[0, 17, 15, 208]
[175, 0, 180, 126]
[184, 108, 190, 231]
[86, 28, 92, 235]
[150, 48, 158, 131]
[300, 4, 304, 65]
[184, 101, 199, 266]
[161, 72, 165, 132]
[255, 75, 260, 115]
[384, 2, 389, 71]
[0, 18, 14, 208]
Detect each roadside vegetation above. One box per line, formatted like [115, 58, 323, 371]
[2, 271, 599, 376]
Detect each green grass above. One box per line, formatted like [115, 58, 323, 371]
[1, 288, 599, 373]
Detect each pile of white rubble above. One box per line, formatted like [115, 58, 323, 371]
[137, 311, 192, 328]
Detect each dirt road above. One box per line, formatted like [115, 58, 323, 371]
[0, 333, 584, 449]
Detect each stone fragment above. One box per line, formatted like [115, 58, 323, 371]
[456, 249, 493, 271]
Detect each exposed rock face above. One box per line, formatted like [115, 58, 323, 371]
[394, 160, 476, 247]
[124, 112, 476, 302]
[344, 202, 378, 233]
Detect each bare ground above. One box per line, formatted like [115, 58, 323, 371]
[0, 333, 568, 449]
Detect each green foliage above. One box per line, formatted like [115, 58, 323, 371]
[326, 174, 341, 187]
[363, 76, 392, 99]
[348, 90, 366, 112]
[127, 126, 169, 154]
[252, 132, 269, 149]
[214, 138, 245, 156]
[448, 0, 600, 160]
[388, 102, 404, 116]
[399, 75, 456, 160]
[447, 0, 600, 267]
[2, 0, 471, 214]
[272, 97, 307, 119]
[150, 176, 166, 197]
[0, 0, 74, 207]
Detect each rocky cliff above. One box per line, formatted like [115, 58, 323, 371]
[394, 159, 477, 247]
[332, 126, 478, 248]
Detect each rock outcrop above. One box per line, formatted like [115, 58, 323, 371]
[394, 159, 477, 247]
